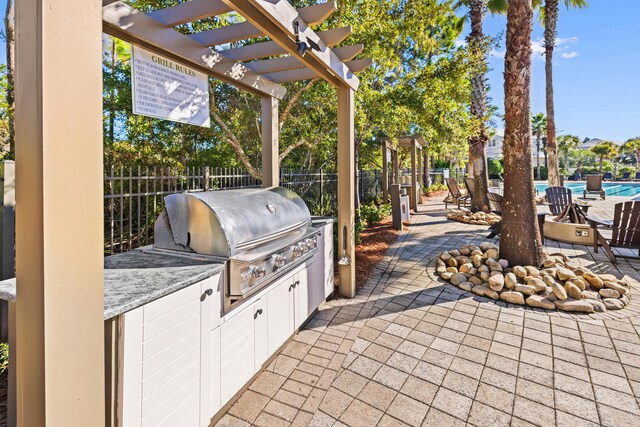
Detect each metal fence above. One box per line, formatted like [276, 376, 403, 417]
[103, 166, 384, 255]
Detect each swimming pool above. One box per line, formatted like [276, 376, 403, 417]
[534, 182, 640, 198]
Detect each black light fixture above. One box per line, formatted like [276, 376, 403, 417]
[294, 21, 321, 57]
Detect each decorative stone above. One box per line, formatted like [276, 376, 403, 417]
[557, 267, 576, 281]
[526, 295, 555, 310]
[505, 273, 518, 289]
[446, 267, 458, 273]
[554, 299, 594, 313]
[583, 274, 604, 289]
[460, 247, 471, 256]
[527, 278, 547, 293]
[498, 259, 509, 269]
[599, 288, 620, 299]
[487, 260, 503, 272]
[621, 294, 630, 306]
[472, 285, 499, 300]
[472, 254, 483, 268]
[543, 259, 556, 268]
[603, 298, 625, 310]
[564, 283, 584, 300]
[488, 274, 505, 292]
[514, 284, 536, 296]
[480, 271, 491, 281]
[471, 249, 483, 257]
[543, 268, 557, 278]
[459, 263, 473, 273]
[542, 275, 556, 287]
[525, 266, 541, 276]
[513, 266, 527, 279]
[436, 265, 447, 275]
[450, 273, 468, 286]
[604, 281, 628, 295]
[480, 242, 498, 252]
[459, 282, 473, 292]
[485, 248, 499, 260]
[573, 267, 591, 277]
[583, 290, 600, 300]
[550, 281, 568, 300]
[445, 258, 458, 268]
[449, 249, 461, 257]
[440, 252, 451, 261]
[469, 276, 483, 286]
[599, 274, 618, 282]
[500, 291, 525, 305]
[585, 299, 607, 313]
[441, 272, 453, 280]
[566, 278, 585, 291]
[478, 265, 489, 273]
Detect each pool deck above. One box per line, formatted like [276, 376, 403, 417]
[215, 196, 640, 427]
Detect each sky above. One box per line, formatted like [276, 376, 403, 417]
[0, 0, 637, 142]
[476, 0, 640, 142]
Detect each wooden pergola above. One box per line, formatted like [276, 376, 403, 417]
[14, 0, 369, 424]
[381, 136, 426, 211]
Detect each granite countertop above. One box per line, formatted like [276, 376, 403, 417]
[0, 248, 225, 320]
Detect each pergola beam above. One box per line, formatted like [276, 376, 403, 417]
[262, 58, 371, 83]
[149, 0, 232, 27]
[189, 2, 337, 47]
[243, 44, 363, 74]
[222, 0, 359, 90]
[222, 26, 351, 61]
[102, 1, 286, 99]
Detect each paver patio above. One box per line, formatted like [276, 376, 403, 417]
[215, 196, 640, 427]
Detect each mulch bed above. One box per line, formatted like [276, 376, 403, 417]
[334, 216, 403, 292]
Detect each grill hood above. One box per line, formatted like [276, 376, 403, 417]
[154, 187, 311, 258]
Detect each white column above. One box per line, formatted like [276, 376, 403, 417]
[261, 96, 279, 187]
[337, 86, 355, 297]
[15, 0, 105, 425]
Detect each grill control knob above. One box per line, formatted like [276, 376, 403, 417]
[253, 266, 266, 279]
[274, 254, 287, 269]
[305, 238, 317, 250]
[292, 243, 304, 258]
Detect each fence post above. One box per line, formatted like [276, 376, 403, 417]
[202, 166, 210, 191]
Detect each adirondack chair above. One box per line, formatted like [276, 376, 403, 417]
[603, 172, 613, 181]
[487, 191, 503, 214]
[634, 171, 640, 182]
[464, 177, 476, 200]
[545, 186, 572, 215]
[444, 178, 470, 209]
[589, 201, 640, 264]
[620, 171, 632, 181]
[583, 174, 606, 200]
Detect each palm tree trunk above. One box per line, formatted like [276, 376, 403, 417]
[501, 0, 544, 267]
[545, 0, 560, 186]
[536, 135, 541, 179]
[467, 0, 490, 212]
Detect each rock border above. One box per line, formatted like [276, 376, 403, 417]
[446, 208, 501, 226]
[432, 243, 631, 314]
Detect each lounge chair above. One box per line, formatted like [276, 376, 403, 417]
[487, 191, 503, 214]
[464, 177, 476, 200]
[603, 172, 613, 181]
[620, 171, 631, 181]
[572, 171, 582, 181]
[633, 171, 640, 182]
[589, 201, 640, 264]
[444, 178, 470, 209]
[545, 186, 572, 215]
[583, 174, 605, 200]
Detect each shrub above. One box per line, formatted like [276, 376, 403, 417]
[0, 343, 7, 379]
[426, 183, 447, 195]
[487, 158, 504, 178]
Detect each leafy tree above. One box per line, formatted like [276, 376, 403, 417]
[540, 0, 587, 186]
[622, 137, 640, 170]
[589, 141, 618, 172]
[531, 113, 546, 179]
[502, 0, 544, 266]
[557, 134, 581, 168]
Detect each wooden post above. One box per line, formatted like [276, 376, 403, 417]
[410, 139, 418, 211]
[337, 86, 355, 297]
[382, 142, 388, 203]
[15, 0, 105, 425]
[392, 150, 399, 187]
[417, 145, 424, 204]
[262, 95, 279, 187]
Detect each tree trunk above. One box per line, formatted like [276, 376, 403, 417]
[536, 135, 541, 179]
[599, 156, 603, 172]
[4, 0, 15, 158]
[545, 0, 560, 186]
[501, 0, 544, 267]
[467, 0, 490, 212]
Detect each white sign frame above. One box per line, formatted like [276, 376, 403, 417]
[131, 46, 211, 127]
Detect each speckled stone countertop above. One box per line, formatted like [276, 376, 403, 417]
[0, 248, 224, 320]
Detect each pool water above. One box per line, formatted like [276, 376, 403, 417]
[534, 182, 640, 198]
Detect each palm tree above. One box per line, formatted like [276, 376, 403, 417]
[589, 141, 618, 172]
[466, 0, 506, 212]
[543, 0, 587, 186]
[531, 113, 546, 179]
[557, 134, 581, 169]
[501, 0, 544, 266]
[622, 137, 640, 171]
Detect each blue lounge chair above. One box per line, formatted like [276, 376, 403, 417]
[633, 171, 640, 182]
[603, 172, 613, 181]
[621, 171, 631, 181]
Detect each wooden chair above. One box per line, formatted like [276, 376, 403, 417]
[487, 191, 503, 214]
[583, 174, 605, 200]
[589, 201, 640, 264]
[464, 177, 476, 200]
[444, 178, 470, 209]
[545, 186, 572, 215]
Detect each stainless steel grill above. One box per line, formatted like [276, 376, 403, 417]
[152, 187, 319, 306]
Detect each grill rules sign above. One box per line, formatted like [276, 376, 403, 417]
[132, 46, 210, 127]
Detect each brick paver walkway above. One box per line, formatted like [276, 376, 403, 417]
[216, 197, 640, 427]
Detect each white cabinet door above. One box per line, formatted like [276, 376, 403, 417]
[319, 222, 335, 299]
[266, 276, 295, 355]
[294, 268, 311, 329]
[254, 298, 268, 371]
[220, 302, 256, 403]
[199, 277, 221, 426]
